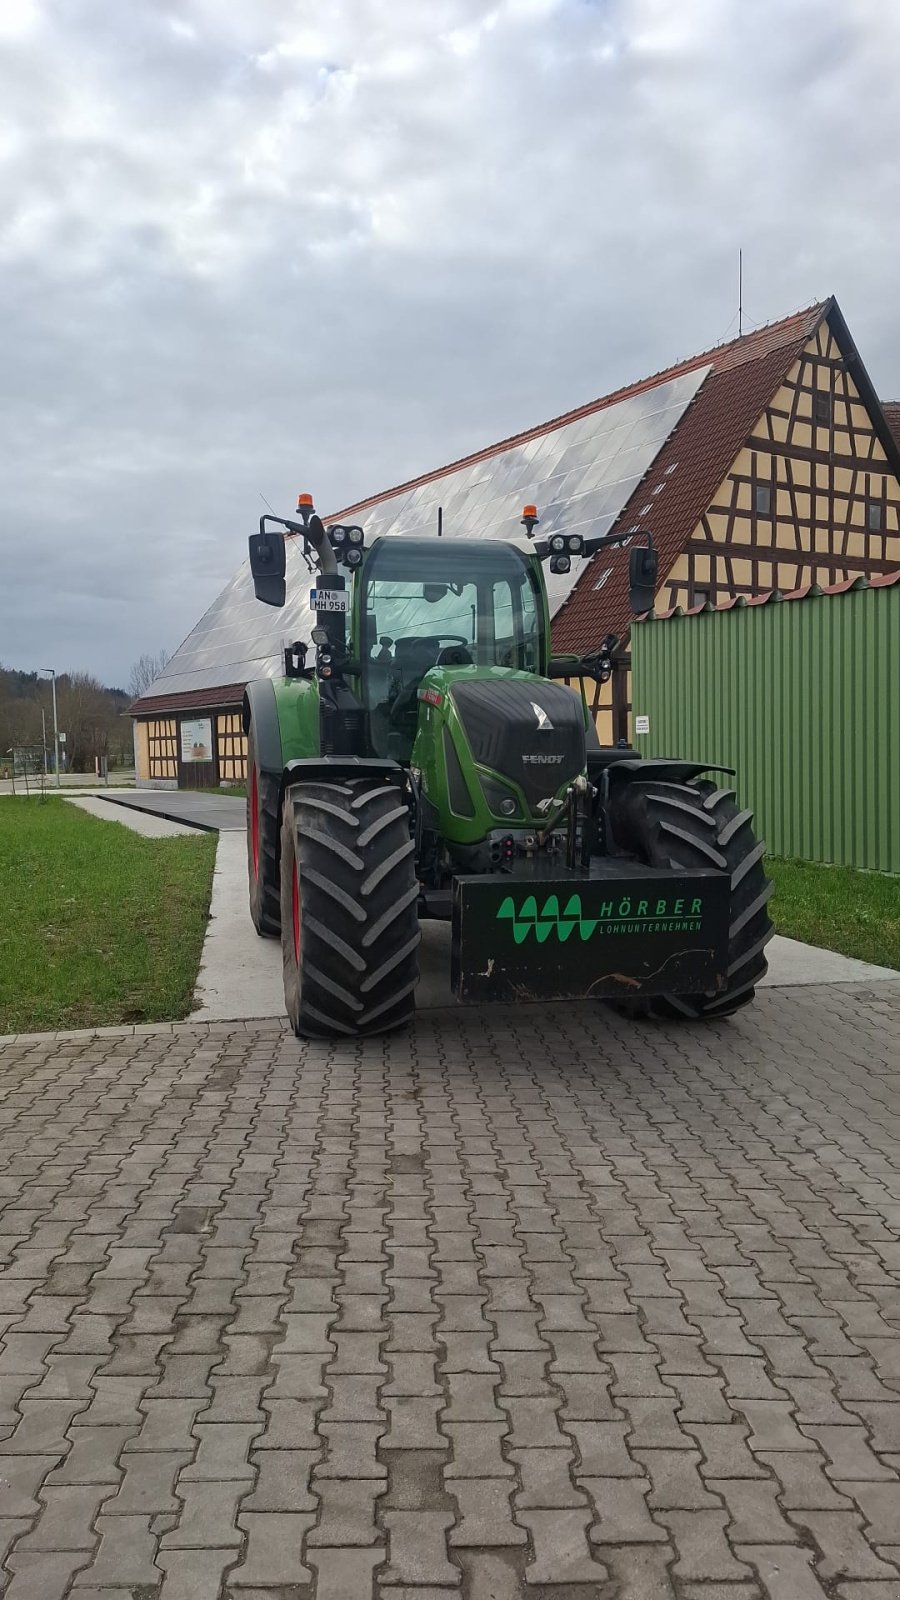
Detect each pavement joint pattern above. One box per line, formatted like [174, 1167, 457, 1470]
[0, 980, 897, 1596]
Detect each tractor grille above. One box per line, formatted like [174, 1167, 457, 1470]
[450, 678, 585, 814]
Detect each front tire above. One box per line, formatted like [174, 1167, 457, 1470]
[280, 778, 420, 1038]
[608, 777, 774, 1020]
[246, 721, 281, 937]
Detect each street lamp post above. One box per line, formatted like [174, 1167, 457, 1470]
[41, 669, 61, 787]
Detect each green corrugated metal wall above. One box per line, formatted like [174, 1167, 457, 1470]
[631, 583, 900, 873]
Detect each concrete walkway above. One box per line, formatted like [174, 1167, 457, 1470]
[193, 833, 284, 1019]
[192, 834, 898, 1021]
[760, 932, 898, 987]
[65, 794, 199, 839]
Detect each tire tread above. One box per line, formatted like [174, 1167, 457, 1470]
[247, 722, 281, 937]
[280, 778, 420, 1038]
[609, 777, 774, 1021]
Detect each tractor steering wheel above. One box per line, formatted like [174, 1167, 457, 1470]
[387, 636, 472, 726]
[435, 641, 473, 667]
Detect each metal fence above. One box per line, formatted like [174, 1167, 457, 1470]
[630, 576, 900, 873]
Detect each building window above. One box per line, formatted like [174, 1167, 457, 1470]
[693, 588, 711, 608]
[754, 483, 772, 516]
[814, 391, 832, 426]
[147, 719, 177, 780]
[867, 501, 882, 531]
[216, 712, 248, 782]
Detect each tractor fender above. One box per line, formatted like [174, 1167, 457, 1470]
[284, 756, 405, 788]
[242, 679, 282, 773]
[245, 675, 323, 784]
[606, 757, 736, 785]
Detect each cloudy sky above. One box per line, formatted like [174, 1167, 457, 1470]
[1, 0, 899, 688]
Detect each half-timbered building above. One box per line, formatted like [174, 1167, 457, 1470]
[131, 296, 900, 780]
[553, 298, 900, 738]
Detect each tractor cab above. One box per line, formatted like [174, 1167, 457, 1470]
[358, 536, 547, 761]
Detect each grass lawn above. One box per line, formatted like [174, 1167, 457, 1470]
[0, 798, 217, 1034]
[768, 857, 900, 972]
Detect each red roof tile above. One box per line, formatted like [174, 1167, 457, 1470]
[644, 569, 899, 622]
[883, 401, 900, 452]
[130, 682, 247, 716]
[326, 301, 853, 656]
[551, 305, 827, 651]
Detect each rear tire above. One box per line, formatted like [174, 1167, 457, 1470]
[280, 778, 420, 1038]
[246, 720, 281, 937]
[607, 777, 774, 1020]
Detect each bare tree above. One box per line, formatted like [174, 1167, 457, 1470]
[128, 650, 170, 699]
[0, 665, 132, 772]
[56, 673, 116, 771]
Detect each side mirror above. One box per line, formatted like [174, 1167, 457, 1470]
[628, 543, 658, 615]
[249, 531, 286, 608]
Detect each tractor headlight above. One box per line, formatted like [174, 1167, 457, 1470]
[345, 547, 363, 568]
[566, 534, 584, 555]
[480, 773, 521, 820]
[550, 535, 566, 553]
[330, 526, 346, 545]
[347, 526, 364, 545]
[549, 553, 571, 574]
[311, 626, 329, 645]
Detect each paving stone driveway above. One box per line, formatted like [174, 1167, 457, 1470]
[0, 981, 899, 1599]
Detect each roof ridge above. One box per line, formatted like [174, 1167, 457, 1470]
[329, 299, 829, 520]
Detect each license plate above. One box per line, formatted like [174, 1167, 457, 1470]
[310, 589, 349, 613]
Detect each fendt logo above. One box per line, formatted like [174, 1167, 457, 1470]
[497, 892, 704, 944]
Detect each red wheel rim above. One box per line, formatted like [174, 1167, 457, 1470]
[292, 860, 301, 965]
[250, 766, 260, 880]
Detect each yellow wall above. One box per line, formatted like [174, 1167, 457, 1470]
[216, 712, 248, 782]
[146, 719, 178, 781]
[135, 721, 150, 782]
[563, 675, 616, 746]
[658, 319, 900, 611]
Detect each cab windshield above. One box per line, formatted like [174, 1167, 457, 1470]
[361, 538, 545, 758]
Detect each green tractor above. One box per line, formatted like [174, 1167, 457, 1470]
[243, 496, 773, 1038]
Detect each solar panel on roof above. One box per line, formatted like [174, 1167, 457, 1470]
[148, 365, 710, 699]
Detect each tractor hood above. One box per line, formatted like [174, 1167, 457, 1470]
[448, 674, 585, 814]
[411, 666, 588, 847]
